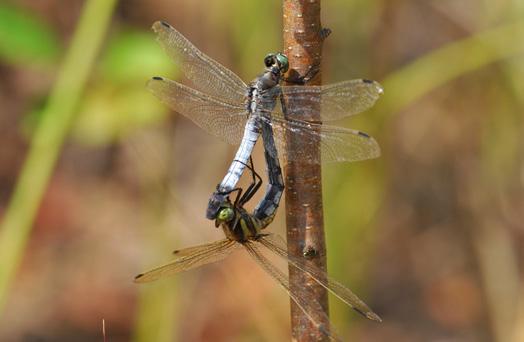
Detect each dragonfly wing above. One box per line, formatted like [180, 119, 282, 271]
[134, 239, 238, 283]
[148, 77, 247, 145]
[263, 116, 380, 164]
[258, 234, 382, 322]
[279, 79, 383, 121]
[243, 241, 342, 341]
[152, 21, 247, 102]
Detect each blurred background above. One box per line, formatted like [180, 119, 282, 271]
[0, 0, 523, 341]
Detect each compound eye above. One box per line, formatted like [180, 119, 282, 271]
[264, 53, 275, 68]
[217, 207, 234, 222]
[276, 53, 289, 72]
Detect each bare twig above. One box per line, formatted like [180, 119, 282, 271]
[282, 1, 330, 340]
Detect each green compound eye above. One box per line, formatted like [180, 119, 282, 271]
[217, 207, 234, 222]
[275, 53, 289, 73]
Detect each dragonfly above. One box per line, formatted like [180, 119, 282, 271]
[135, 127, 381, 340]
[146, 21, 383, 220]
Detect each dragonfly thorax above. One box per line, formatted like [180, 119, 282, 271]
[255, 72, 280, 91]
[216, 202, 262, 242]
[247, 54, 288, 115]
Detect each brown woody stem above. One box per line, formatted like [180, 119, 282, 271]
[283, 0, 330, 340]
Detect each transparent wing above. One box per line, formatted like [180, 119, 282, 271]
[258, 234, 382, 322]
[134, 239, 238, 283]
[243, 242, 342, 341]
[147, 77, 248, 145]
[260, 116, 381, 164]
[152, 21, 247, 102]
[276, 79, 383, 121]
[171, 240, 231, 258]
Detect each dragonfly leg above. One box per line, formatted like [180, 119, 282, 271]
[238, 157, 263, 206]
[283, 62, 321, 85]
[318, 27, 332, 41]
[207, 157, 261, 219]
[229, 187, 243, 208]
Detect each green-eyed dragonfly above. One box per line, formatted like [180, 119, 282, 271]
[135, 133, 381, 341]
[146, 21, 383, 219]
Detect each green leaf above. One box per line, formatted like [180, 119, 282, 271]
[73, 85, 169, 146]
[0, 4, 60, 66]
[100, 29, 176, 83]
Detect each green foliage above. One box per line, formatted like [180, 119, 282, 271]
[0, 4, 60, 66]
[100, 30, 176, 83]
[0, 0, 118, 312]
[228, 0, 281, 77]
[72, 29, 175, 146]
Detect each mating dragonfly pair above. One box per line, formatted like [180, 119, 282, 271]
[135, 21, 383, 340]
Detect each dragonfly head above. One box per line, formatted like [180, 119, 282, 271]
[215, 203, 235, 228]
[207, 191, 228, 220]
[264, 53, 289, 75]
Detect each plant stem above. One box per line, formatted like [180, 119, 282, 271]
[282, 1, 330, 340]
[0, 0, 118, 311]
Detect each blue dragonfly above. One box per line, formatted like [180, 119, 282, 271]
[146, 21, 383, 219]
